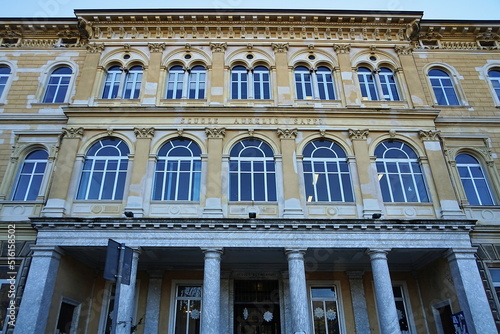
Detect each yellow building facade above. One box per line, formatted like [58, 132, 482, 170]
[0, 8, 500, 334]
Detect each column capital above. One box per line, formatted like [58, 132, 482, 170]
[271, 43, 289, 53]
[210, 42, 227, 53]
[30, 245, 65, 258]
[285, 248, 307, 257]
[134, 127, 155, 139]
[277, 128, 298, 140]
[444, 248, 477, 261]
[333, 43, 351, 54]
[419, 129, 441, 141]
[394, 45, 414, 55]
[366, 248, 391, 260]
[86, 42, 105, 53]
[201, 247, 224, 256]
[205, 127, 226, 139]
[61, 127, 84, 139]
[348, 128, 369, 140]
[148, 42, 166, 53]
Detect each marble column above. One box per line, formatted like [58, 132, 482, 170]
[347, 271, 371, 334]
[115, 248, 140, 334]
[367, 249, 401, 334]
[285, 248, 312, 334]
[14, 246, 63, 334]
[445, 248, 497, 334]
[201, 248, 223, 334]
[143, 270, 163, 334]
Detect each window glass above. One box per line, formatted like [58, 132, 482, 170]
[456, 153, 495, 205]
[153, 139, 202, 201]
[428, 69, 459, 105]
[303, 140, 354, 202]
[43, 67, 72, 103]
[489, 69, 500, 102]
[0, 66, 11, 99]
[188, 65, 206, 99]
[295, 66, 313, 100]
[375, 141, 429, 203]
[77, 138, 129, 200]
[174, 285, 202, 334]
[379, 68, 400, 101]
[12, 149, 48, 201]
[231, 66, 248, 99]
[122, 65, 142, 99]
[253, 66, 271, 99]
[102, 66, 122, 99]
[310, 286, 341, 334]
[358, 67, 379, 101]
[316, 66, 336, 100]
[166, 66, 185, 99]
[229, 139, 276, 201]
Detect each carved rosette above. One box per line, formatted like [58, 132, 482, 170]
[333, 43, 351, 54]
[394, 45, 414, 55]
[348, 129, 369, 140]
[134, 127, 155, 139]
[277, 128, 298, 139]
[205, 127, 226, 138]
[86, 43, 105, 53]
[148, 43, 166, 53]
[271, 43, 289, 53]
[210, 42, 227, 53]
[419, 129, 441, 141]
[62, 127, 84, 139]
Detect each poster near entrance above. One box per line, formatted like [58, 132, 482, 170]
[451, 312, 468, 334]
[234, 280, 281, 334]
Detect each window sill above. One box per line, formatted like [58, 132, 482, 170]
[30, 102, 70, 107]
[228, 99, 274, 106]
[431, 104, 471, 108]
[159, 99, 208, 106]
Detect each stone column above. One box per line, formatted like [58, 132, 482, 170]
[419, 130, 466, 219]
[42, 127, 84, 216]
[209, 43, 226, 105]
[14, 246, 63, 334]
[272, 43, 293, 106]
[143, 270, 163, 334]
[367, 249, 401, 334]
[73, 43, 104, 105]
[334, 44, 360, 107]
[124, 128, 155, 217]
[277, 129, 303, 218]
[203, 128, 225, 218]
[445, 248, 497, 334]
[348, 129, 383, 218]
[285, 248, 312, 334]
[201, 248, 223, 334]
[395, 46, 430, 108]
[347, 271, 371, 334]
[143, 43, 165, 105]
[115, 248, 140, 334]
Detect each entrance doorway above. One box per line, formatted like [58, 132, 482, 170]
[234, 280, 281, 334]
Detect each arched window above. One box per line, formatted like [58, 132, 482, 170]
[253, 66, 271, 99]
[316, 66, 336, 100]
[488, 69, 500, 102]
[303, 140, 354, 202]
[188, 65, 206, 99]
[101, 65, 143, 99]
[379, 67, 400, 101]
[294, 66, 313, 100]
[229, 139, 276, 201]
[166, 65, 185, 99]
[76, 138, 129, 200]
[43, 66, 73, 103]
[122, 65, 143, 99]
[102, 66, 122, 99]
[0, 65, 12, 99]
[153, 139, 202, 201]
[375, 141, 429, 203]
[428, 68, 459, 105]
[231, 66, 248, 99]
[456, 153, 495, 205]
[358, 67, 379, 101]
[12, 150, 48, 201]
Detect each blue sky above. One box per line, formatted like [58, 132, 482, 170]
[2, 0, 500, 20]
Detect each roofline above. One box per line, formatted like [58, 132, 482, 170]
[421, 19, 500, 24]
[0, 17, 76, 22]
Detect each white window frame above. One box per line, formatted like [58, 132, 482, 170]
[122, 65, 143, 99]
[487, 69, 500, 105]
[188, 65, 207, 99]
[229, 139, 277, 202]
[392, 282, 416, 334]
[252, 66, 271, 100]
[165, 65, 186, 99]
[456, 153, 496, 205]
[308, 281, 347, 334]
[378, 68, 400, 101]
[42, 66, 73, 103]
[102, 66, 122, 99]
[152, 139, 202, 201]
[315, 66, 336, 100]
[11, 149, 48, 201]
[97, 281, 115, 334]
[231, 66, 249, 99]
[101, 65, 143, 100]
[428, 68, 460, 106]
[168, 280, 203, 334]
[295, 66, 314, 100]
[376, 141, 430, 203]
[0, 65, 12, 102]
[358, 67, 380, 101]
[303, 140, 354, 203]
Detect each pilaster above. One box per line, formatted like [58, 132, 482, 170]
[144, 270, 163, 334]
[347, 271, 371, 334]
[334, 44, 360, 106]
[394, 45, 430, 107]
[209, 43, 226, 105]
[272, 43, 293, 105]
[203, 128, 225, 218]
[142, 43, 165, 105]
[73, 43, 104, 105]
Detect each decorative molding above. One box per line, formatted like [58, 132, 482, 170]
[333, 43, 350, 53]
[148, 42, 166, 53]
[248, 129, 255, 137]
[205, 127, 226, 138]
[176, 128, 184, 137]
[277, 128, 298, 139]
[134, 127, 155, 139]
[348, 129, 369, 140]
[62, 127, 84, 139]
[389, 129, 397, 138]
[419, 129, 441, 141]
[210, 42, 227, 52]
[394, 45, 413, 55]
[271, 43, 289, 53]
[86, 42, 105, 53]
[319, 129, 326, 137]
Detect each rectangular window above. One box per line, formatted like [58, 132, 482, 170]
[172, 285, 202, 334]
[393, 284, 413, 334]
[56, 299, 80, 334]
[310, 285, 343, 334]
[490, 268, 500, 304]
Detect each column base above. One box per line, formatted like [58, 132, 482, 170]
[283, 207, 304, 218]
[202, 207, 224, 218]
[440, 209, 467, 219]
[41, 199, 67, 217]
